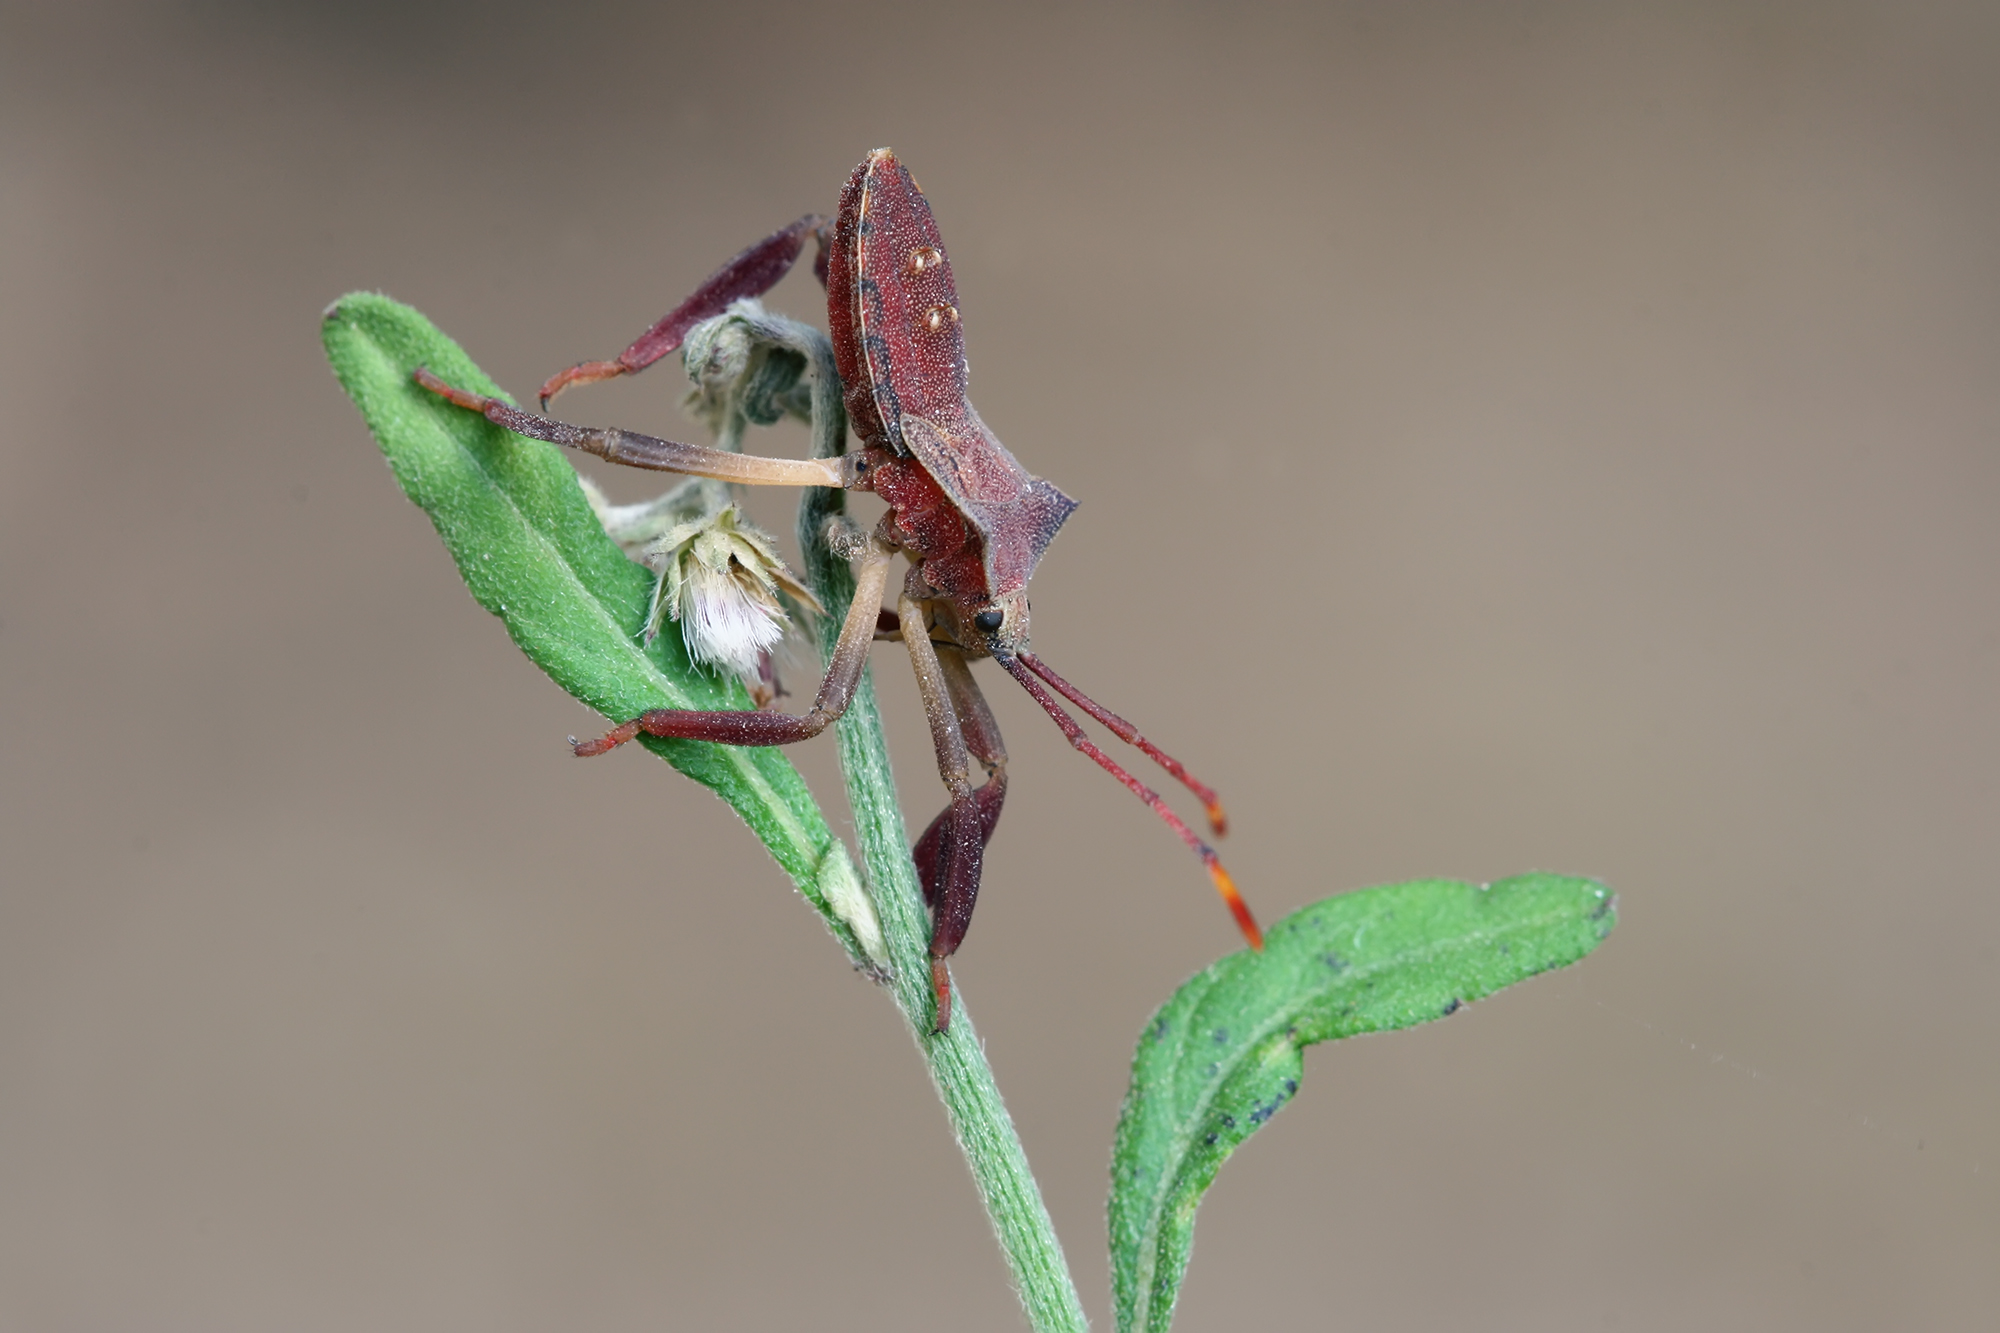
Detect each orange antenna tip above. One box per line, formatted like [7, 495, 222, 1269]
[1203, 854, 1263, 951]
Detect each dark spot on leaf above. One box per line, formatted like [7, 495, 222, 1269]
[1441, 998, 1462, 1017]
[1212, 1027, 1229, 1045]
[1247, 1084, 1293, 1125]
[1220, 1114, 1236, 1129]
[1204, 1062, 1220, 1077]
[1150, 1017, 1169, 1043]
[1321, 952, 1349, 972]
[1204, 1132, 1219, 1145]
[1498, 942, 1512, 955]
[1590, 893, 1616, 921]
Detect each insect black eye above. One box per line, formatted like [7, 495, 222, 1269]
[972, 609, 1004, 633]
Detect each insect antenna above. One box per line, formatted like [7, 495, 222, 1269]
[1014, 651, 1229, 837]
[997, 656, 1263, 951]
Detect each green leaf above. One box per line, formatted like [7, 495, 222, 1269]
[320, 292, 883, 968]
[1109, 873, 1616, 1332]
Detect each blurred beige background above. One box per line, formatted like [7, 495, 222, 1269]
[3, 1, 1995, 1328]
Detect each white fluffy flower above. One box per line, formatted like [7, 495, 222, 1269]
[642, 506, 819, 686]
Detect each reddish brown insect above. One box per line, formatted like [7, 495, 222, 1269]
[416, 149, 1259, 1030]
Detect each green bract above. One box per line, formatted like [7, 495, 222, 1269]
[1110, 874, 1617, 1333]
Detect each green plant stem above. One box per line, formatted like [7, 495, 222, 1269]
[828, 610, 1088, 1333]
[771, 310, 1087, 1333]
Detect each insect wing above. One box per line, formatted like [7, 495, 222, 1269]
[848, 149, 970, 449]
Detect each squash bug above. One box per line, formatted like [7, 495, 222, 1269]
[415, 149, 1260, 1030]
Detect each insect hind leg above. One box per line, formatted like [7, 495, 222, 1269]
[900, 603, 1019, 1034]
[912, 646, 1008, 908]
[538, 214, 830, 407]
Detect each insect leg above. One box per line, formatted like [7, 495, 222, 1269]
[538, 215, 831, 407]
[570, 534, 894, 754]
[998, 656, 1263, 952]
[912, 647, 1007, 909]
[414, 370, 857, 489]
[898, 595, 989, 1034]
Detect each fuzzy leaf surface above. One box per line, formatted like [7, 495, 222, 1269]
[321, 292, 878, 965]
[1110, 873, 1616, 1332]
